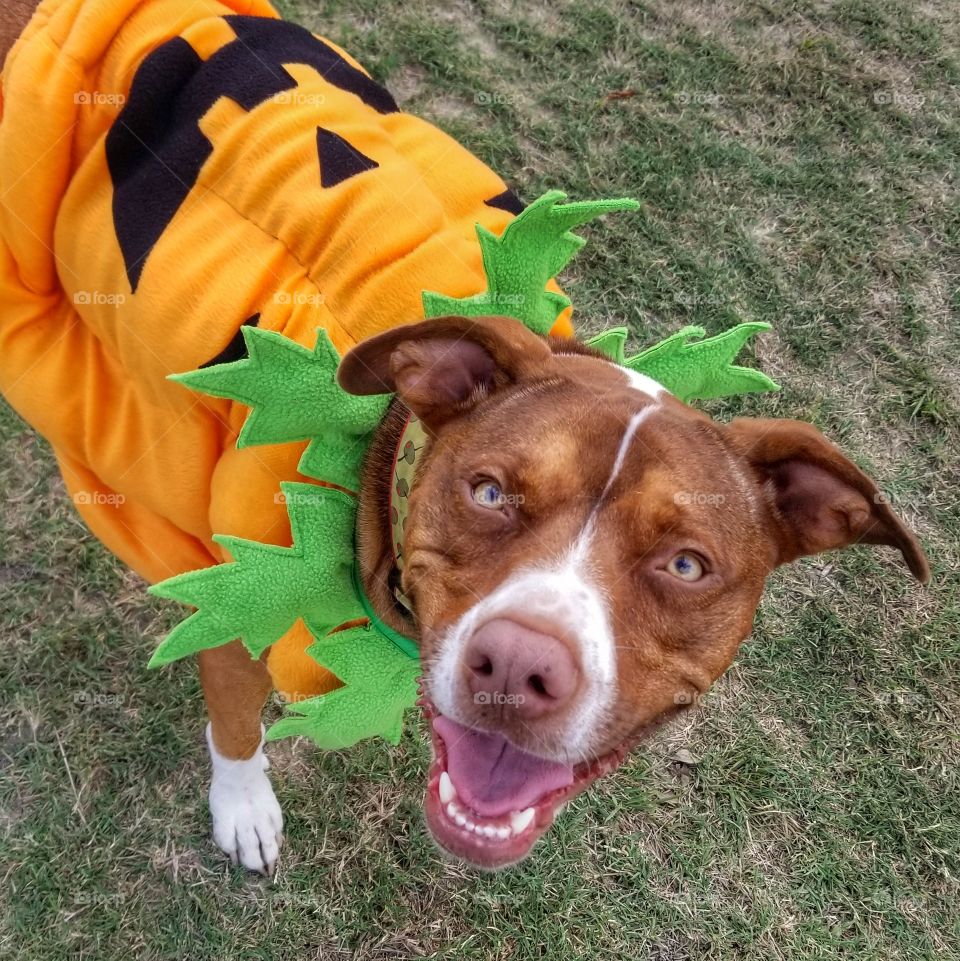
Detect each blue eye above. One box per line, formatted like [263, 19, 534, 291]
[667, 552, 704, 582]
[472, 480, 505, 509]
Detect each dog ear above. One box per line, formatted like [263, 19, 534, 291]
[727, 418, 930, 582]
[337, 315, 554, 428]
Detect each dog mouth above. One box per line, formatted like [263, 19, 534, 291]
[422, 701, 635, 869]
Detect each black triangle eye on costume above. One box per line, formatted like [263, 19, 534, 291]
[316, 127, 378, 188]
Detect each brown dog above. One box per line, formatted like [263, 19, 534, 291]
[0, 4, 928, 874]
[338, 315, 928, 868]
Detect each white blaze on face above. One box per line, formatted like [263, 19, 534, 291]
[429, 402, 658, 762]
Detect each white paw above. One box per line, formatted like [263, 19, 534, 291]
[206, 723, 284, 874]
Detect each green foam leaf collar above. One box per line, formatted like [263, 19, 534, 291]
[586, 322, 779, 402]
[171, 326, 389, 491]
[149, 190, 779, 752]
[422, 190, 640, 331]
[265, 623, 420, 748]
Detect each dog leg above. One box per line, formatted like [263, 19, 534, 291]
[198, 641, 282, 874]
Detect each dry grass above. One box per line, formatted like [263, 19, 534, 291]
[1, 0, 959, 958]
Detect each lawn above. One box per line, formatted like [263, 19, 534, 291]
[1, 0, 958, 958]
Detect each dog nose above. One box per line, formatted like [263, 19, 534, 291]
[464, 618, 580, 718]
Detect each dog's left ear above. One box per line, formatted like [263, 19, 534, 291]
[727, 418, 930, 582]
[337, 314, 554, 429]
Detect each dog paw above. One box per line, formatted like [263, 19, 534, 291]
[206, 724, 284, 874]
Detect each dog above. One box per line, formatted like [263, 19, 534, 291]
[0, 0, 929, 874]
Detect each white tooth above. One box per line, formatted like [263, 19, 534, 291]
[463, 818, 475, 831]
[481, 825, 498, 838]
[495, 827, 510, 840]
[454, 811, 468, 827]
[446, 802, 458, 820]
[510, 807, 535, 835]
[438, 772, 456, 805]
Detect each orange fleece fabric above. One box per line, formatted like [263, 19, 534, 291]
[0, 0, 572, 698]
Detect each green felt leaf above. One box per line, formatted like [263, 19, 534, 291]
[422, 190, 640, 335]
[171, 327, 389, 490]
[586, 326, 628, 364]
[265, 625, 420, 748]
[306, 623, 420, 689]
[624, 322, 780, 402]
[148, 482, 361, 666]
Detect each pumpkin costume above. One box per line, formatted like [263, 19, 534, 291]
[0, 0, 570, 699]
[0, 0, 778, 748]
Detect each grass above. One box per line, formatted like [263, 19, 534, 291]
[2, 0, 959, 957]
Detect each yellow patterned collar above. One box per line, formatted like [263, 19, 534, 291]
[388, 411, 429, 611]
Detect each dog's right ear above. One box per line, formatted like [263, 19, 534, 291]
[337, 315, 554, 429]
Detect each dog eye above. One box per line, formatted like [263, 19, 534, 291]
[472, 480, 506, 509]
[666, 552, 704, 582]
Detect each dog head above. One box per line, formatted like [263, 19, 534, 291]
[339, 315, 929, 869]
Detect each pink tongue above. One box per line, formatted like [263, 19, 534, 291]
[433, 716, 574, 818]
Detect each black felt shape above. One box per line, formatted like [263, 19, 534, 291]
[106, 17, 399, 292]
[484, 188, 524, 215]
[316, 127, 379, 187]
[226, 17, 400, 116]
[200, 313, 261, 369]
